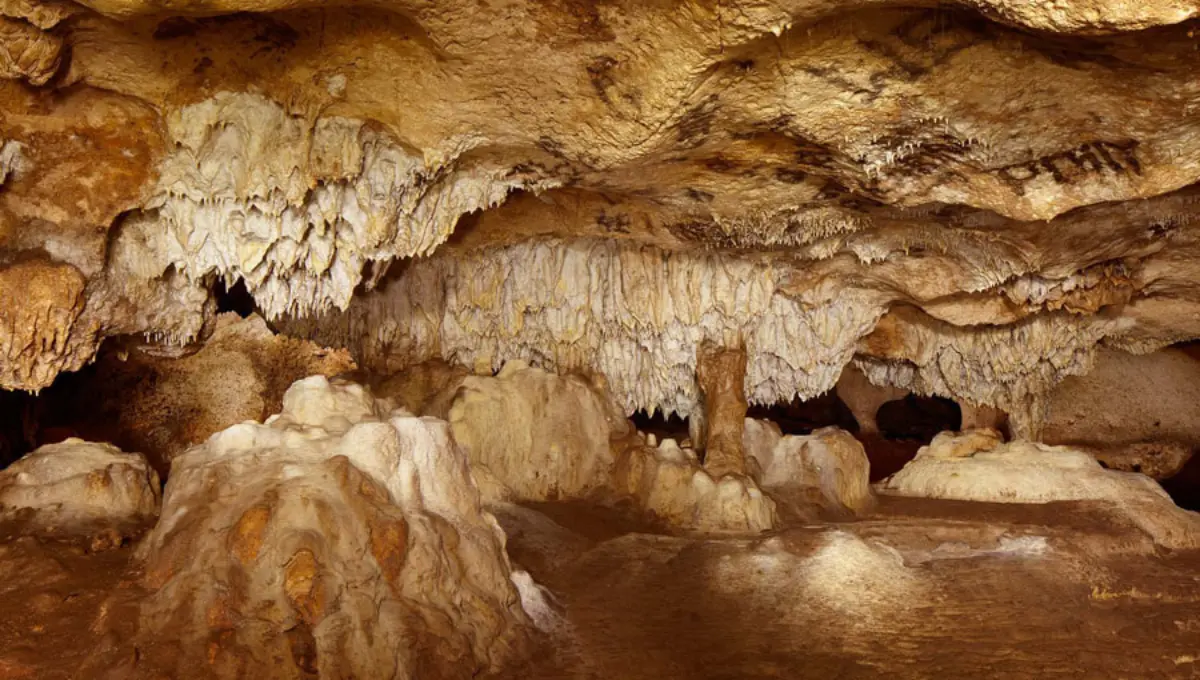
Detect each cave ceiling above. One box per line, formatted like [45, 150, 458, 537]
[2, 0, 1200, 435]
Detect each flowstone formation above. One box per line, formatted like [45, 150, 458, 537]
[433, 360, 778, 533]
[880, 429, 1200, 549]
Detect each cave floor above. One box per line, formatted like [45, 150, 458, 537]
[499, 496, 1200, 680]
[2, 497, 1199, 679]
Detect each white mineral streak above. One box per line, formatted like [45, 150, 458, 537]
[0, 138, 25, 184]
[315, 238, 888, 418]
[122, 93, 551, 319]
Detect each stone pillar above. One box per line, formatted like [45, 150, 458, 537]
[696, 341, 748, 478]
[834, 364, 907, 434]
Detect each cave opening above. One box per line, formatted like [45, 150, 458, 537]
[1162, 455, 1200, 511]
[876, 394, 962, 442]
[213, 277, 258, 318]
[0, 387, 37, 470]
[629, 408, 690, 444]
[747, 391, 859, 436]
[856, 394, 964, 481]
[0, 354, 141, 473]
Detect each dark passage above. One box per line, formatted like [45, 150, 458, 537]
[213, 278, 257, 318]
[747, 391, 859, 435]
[629, 409, 690, 443]
[877, 395, 962, 442]
[1162, 453, 1200, 511]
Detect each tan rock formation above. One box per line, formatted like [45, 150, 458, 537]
[696, 342, 750, 479]
[834, 364, 908, 436]
[44, 312, 355, 475]
[880, 430, 1200, 549]
[434, 360, 623, 503]
[0, 438, 159, 536]
[0, 0, 1196, 420]
[0, 259, 96, 391]
[5, 0, 1200, 674]
[1043, 347, 1200, 475]
[125, 376, 533, 679]
[613, 437, 777, 534]
[432, 360, 776, 532]
[743, 419, 873, 515]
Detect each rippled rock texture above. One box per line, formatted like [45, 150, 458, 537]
[0, 0, 1197, 439]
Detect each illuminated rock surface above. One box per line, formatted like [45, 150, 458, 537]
[2, 0, 1200, 677]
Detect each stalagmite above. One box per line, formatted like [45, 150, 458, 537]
[432, 360, 777, 533]
[434, 360, 623, 503]
[117, 377, 534, 679]
[743, 419, 873, 516]
[612, 437, 777, 534]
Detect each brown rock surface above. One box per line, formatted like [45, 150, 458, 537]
[696, 343, 749, 479]
[1043, 347, 1200, 476]
[41, 312, 354, 475]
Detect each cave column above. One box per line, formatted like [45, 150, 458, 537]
[696, 341, 748, 478]
[835, 364, 908, 435]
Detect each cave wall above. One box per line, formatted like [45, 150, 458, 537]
[1, 0, 1199, 438]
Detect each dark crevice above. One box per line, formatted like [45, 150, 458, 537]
[747, 391, 859, 436]
[1162, 452, 1200, 511]
[213, 278, 258, 318]
[0, 388, 38, 470]
[629, 409, 690, 443]
[876, 394, 961, 442]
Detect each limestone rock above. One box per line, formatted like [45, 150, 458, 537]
[434, 360, 623, 503]
[1093, 442, 1194, 481]
[744, 419, 873, 515]
[0, 259, 97, 391]
[696, 342, 749, 478]
[44, 312, 354, 475]
[117, 93, 554, 320]
[299, 238, 887, 418]
[2, 0, 1200, 399]
[435, 360, 776, 533]
[834, 364, 908, 436]
[128, 376, 532, 679]
[370, 359, 471, 417]
[0, 438, 159, 534]
[613, 437, 777, 534]
[1043, 347, 1200, 467]
[880, 431, 1200, 549]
